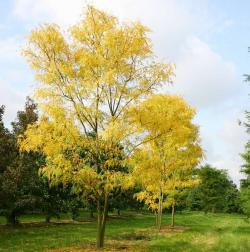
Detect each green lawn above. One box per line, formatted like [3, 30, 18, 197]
[0, 211, 249, 251]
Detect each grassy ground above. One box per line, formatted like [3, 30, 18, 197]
[0, 211, 249, 252]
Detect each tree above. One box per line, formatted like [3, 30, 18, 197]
[108, 186, 144, 215]
[39, 179, 82, 222]
[164, 171, 200, 228]
[189, 165, 239, 213]
[0, 106, 19, 223]
[240, 110, 250, 218]
[0, 99, 81, 224]
[132, 95, 202, 230]
[21, 5, 174, 248]
[240, 185, 250, 218]
[225, 180, 240, 213]
[0, 155, 41, 224]
[0, 106, 17, 174]
[0, 98, 40, 224]
[239, 54, 250, 218]
[12, 97, 38, 136]
[241, 111, 250, 178]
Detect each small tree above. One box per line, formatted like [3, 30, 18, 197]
[164, 170, 200, 228]
[132, 95, 202, 230]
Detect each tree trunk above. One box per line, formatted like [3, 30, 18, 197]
[45, 215, 51, 223]
[90, 210, 94, 218]
[117, 209, 120, 216]
[171, 203, 175, 228]
[155, 211, 158, 227]
[6, 211, 17, 225]
[157, 190, 163, 230]
[96, 193, 109, 249]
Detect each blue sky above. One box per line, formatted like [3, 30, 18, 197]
[0, 0, 249, 185]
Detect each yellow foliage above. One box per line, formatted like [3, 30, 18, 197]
[20, 4, 204, 221]
[132, 95, 203, 211]
[21, 5, 175, 201]
[23, 5, 174, 137]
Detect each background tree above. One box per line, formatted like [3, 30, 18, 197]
[239, 54, 250, 218]
[0, 106, 18, 223]
[0, 98, 40, 224]
[188, 164, 240, 213]
[240, 110, 250, 218]
[0, 105, 17, 175]
[108, 186, 144, 215]
[164, 169, 200, 228]
[240, 185, 250, 219]
[0, 98, 78, 224]
[39, 180, 82, 222]
[21, 5, 174, 248]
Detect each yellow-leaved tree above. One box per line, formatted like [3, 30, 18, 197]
[131, 95, 203, 230]
[20, 5, 174, 248]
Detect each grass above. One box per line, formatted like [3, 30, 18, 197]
[0, 211, 249, 251]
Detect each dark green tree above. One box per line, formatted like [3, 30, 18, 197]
[0, 98, 41, 224]
[38, 180, 82, 222]
[188, 165, 240, 213]
[0, 105, 18, 223]
[0, 105, 17, 174]
[0, 155, 41, 224]
[0, 98, 83, 224]
[241, 111, 250, 179]
[240, 111, 250, 218]
[239, 64, 250, 218]
[108, 186, 144, 216]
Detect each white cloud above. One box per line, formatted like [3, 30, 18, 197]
[219, 112, 248, 183]
[0, 37, 22, 62]
[197, 110, 248, 186]
[172, 37, 239, 108]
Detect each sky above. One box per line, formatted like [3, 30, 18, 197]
[0, 0, 249, 185]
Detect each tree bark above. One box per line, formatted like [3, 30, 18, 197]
[96, 198, 102, 248]
[96, 193, 109, 249]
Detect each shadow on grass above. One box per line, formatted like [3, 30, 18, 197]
[113, 231, 151, 241]
[0, 213, 134, 230]
[0, 220, 92, 229]
[232, 226, 250, 234]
